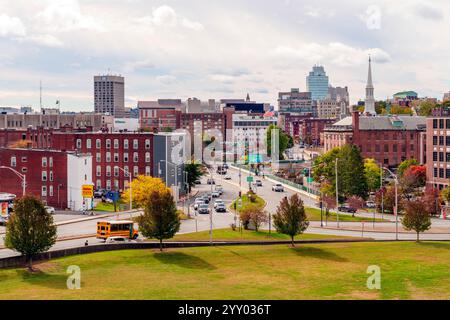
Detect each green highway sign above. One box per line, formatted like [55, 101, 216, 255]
[247, 176, 254, 183]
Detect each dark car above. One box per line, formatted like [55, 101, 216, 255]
[338, 206, 357, 213]
[207, 179, 215, 185]
[94, 189, 106, 198]
[255, 180, 263, 187]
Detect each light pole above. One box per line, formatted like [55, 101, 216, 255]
[335, 158, 340, 228]
[0, 166, 26, 196]
[161, 160, 180, 200]
[203, 164, 214, 245]
[184, 170, 190, 218]
[117, 167, 132, 211]
[382, 167, 399, 241]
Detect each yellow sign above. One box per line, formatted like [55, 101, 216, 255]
[82, 185, 94, 198]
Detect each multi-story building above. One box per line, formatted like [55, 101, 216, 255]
[0, 148, 92, 210]
[444, 91, 450, 102]
[94, 75, 125, 117]
[328, 86, 349, 104]
[306, 65, 329, 101]
[316, 99, 347, 119]
[231, 114, 277, 162]
[323, 112, 427, 167]
[426, 116, 450, 189]
[138, 100, 183, 132]
[0, 112, 113, 131]
[186, 98, 217, 113]
[278, 113, 333, 146]
[278, 89, 313, 115]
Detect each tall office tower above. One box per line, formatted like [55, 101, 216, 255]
[94, 75, 125, 117]
[306, 65, 329, 101]
[364, 57, 376, 116]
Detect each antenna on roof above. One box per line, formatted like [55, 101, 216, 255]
[39, 80, 43, 111]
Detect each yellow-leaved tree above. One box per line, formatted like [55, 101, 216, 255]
[122, 175, 170, 208]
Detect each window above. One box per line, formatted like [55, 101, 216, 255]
[106, 139, 111, 148]
[106, 180, 111, 190]
[447, 120, 450, 129]
[76, 139, 82, 149]
[42, 171, 47, 181]
[439, 119, 444, 129]
[145, 166, 151, 176]
[433, 119, 437, 129]
[446, 169, 450, 179]
[145, 139, 151, 149]
[42, 186, 47, 197]
[96, 180, 102, 189]
[124, 139, 129, 149]
[96, 165, 101, 177]
[96, 139, 101, 149]
[11, 156, 16, 167]
[434, 168, 438, 178]
[106, 152, 111, 162]
[133, 166, 139, 177]
[393, 145, 397, 152]
[49, 185, 54, 197]
[123, 153, 129, 162]
[86, 139, 92, 149]
[439, 152, 444, 162]
[106, 166, 111, 177]
[439, 136, 444, 145]
[49, 171, 53, 182]
[133, 139, 139, 149]
[114, 153, 119, 162]
[433, 152, 438, 161]
[114, 166, 119, 177]
[42, 157, 47, 167]
[433, 136, 438, 145]
[133, 152, 139, 162]
[49, 157, 53, 168]
[114, 139, 119, 149]
[21, 156, 27, 162]
[145, 152, 151, 163]
[439, 168, 444, 178]
[114, 180, 119, 189]
[124, 166, 130, 177]
[384, 145, 389, 152]
[96, 153, 101, 162]
[21, 167, 27, 173]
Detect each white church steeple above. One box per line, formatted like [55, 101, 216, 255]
[364, 56, 376, 115]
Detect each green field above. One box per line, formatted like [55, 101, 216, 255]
[230, 193, 266, 213]
[172, 228, 355, 241]
[0, 241, 448, 300]
[305, 207, 385, 222]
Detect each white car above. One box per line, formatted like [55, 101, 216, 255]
[366, 201, 376, 208]
[45, 206, 55, 214]
[272, 184, 284, 192]
[193, 199, 205, 210]
[105, 236, 136, 244]
[211, 191, 220, 198]
[214, 199, 225, 209]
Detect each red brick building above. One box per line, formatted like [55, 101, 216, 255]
[0, 148, 92, 210]
[278, 113, 333, 146]
[426, 116, 450, 189]
[323, 112, 427, 167]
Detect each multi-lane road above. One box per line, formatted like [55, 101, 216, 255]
[1, 165, 449, 259]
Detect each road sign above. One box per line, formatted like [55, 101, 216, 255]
[81, 185, 94, 198]
[246, 176, 254, 183]
[106, 191, 120, 202]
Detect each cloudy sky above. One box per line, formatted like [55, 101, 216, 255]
[0, 0, 449, 111]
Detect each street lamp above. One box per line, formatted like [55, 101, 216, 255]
[382, 167, 399, 241]
[117, 167, 132, 211]
[203, 164, 214, 245]
[0, 166, 26, 196]
[335, 158, 340, 228]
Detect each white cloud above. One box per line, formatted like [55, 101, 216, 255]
[139, 5, 204, 31]
[28, 34, 64, 47]
[0, 14, 26, 37]
[156, 75, 177, 85]
[123, 59, 155, 73]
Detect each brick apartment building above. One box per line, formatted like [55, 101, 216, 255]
[323, 112, 427, 167]
[0, 148, 92, 210]
[278, 113, 333, 146]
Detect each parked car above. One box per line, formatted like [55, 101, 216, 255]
[194, 199, 205, 210]
[255, 179, 263, 187]
[338, 205, 357, 213]
[214, 199, 225, 209]
[215, 185, 223, 194]
[272, 184, 284, 192]
[207, 178, 216, 185]
[222, 163, 229, 169]
[366, 201, 376, 208]
[105, 236, 136, 244]
[45, 206, 56, 214]
[94, 189, 106, 198]
[215, 203, 227, 212]
[194, 180, 202, 185]
[198, 204, 210, 214]
[224, 175, 232, 180]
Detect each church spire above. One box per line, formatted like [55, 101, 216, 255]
[367, 55, 373, 87]
[364, 55, 376, 115]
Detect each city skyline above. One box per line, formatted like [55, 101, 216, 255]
[0, 0, 449, 111]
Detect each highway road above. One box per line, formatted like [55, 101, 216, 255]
[0, 164, 449, 259]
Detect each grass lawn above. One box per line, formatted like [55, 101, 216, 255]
[0, 241, 449, 300]
[93, 202, 126, 212]
[171, 228, 355, 241]
[230, 193, 266, 213]
[305, 207, 385, 222]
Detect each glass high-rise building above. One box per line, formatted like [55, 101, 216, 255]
[306, 65, 329, 101]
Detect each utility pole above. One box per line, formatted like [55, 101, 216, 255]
[335, 158, 339, 228]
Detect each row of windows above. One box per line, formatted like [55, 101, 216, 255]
[361, 144, 413, 153]
[432, 152, 450, 162]
[432, 135, 450, 146]
[94, 152, 151, 163]
[432, 119, 450, 129]
[96, 166, 150, 177]
[433, 167, 450, 179]
[10, 156, 53, 168]
[76, 138, 151, 150]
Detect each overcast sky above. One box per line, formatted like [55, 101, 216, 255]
[0, 0, 449, 111]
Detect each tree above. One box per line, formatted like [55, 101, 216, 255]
[5, 195, 57, 270]
[374, 185, 401, 214]
[266, 124, 291, 160]
[422, 187, 441, 217]
[402, 199, 431, 242]
[122, 175, 170, 208]
[321, 193, 336, 225]
[273, 194, 309, 246]
[347, 196, 365, 217]
[138, 190, 180, 251]
[441, 186, 450, 204]
[398, 159, 419, 177]
[400, 165, 426, 198]
[184, 162, 204, 193]
[240, 206, 268, 232]
[417, 100, 436, 116]
[364, 158, 381, 192]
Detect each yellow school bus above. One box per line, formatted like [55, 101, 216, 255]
[96, 220, 139, 240]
